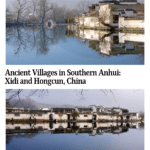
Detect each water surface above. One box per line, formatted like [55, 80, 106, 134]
[6, 122, 144, 150]
[6, 26, 144, 65]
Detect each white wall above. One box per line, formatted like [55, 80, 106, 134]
[119, 32, 144, 43]
[119, 16, 144, 29]
[77, 114, 93, 120]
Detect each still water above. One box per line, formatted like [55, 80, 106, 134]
[6, 122, 144, 150]
[6, 25, 144, 65]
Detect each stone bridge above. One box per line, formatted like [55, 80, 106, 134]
[44, 20, 56, 29]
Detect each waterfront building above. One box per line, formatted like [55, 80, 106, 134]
[6, 105, 141, 121]
[77, 0, 144, 29]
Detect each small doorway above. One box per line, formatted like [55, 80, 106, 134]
[49, 114, 53, 120]
[93, 115, 96, 121]
[68, 122, 71, 128]
[113, 36, 119, 44]
[121, 116, 123, 120]
[126, 123, 130, 128]
[68, 114, 70, 121]
[49, 123, 53, 129]
[93, 122, 97, 128]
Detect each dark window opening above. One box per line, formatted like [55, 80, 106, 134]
[113, 36, 119, 44]
[84, 115, 87, 117]
[93, 115, 96, 120]
[68, 115, 70, 120]
[126, 123, 130, 127]
[15, 113, 20, 116]
[15, 126, 20, 130]
[50, 123, 53, 129]
[122, 110, 129, 113]
[49, 114, 53, 120]
[113, 15, 119, 23]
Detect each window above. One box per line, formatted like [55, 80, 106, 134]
[113, 15, 119, 23]
[15, 126, 20, 130]
[94, 18, 98, 22]
[113, 36, 119, 44]
[84, 115, 87, 117]
[38, 114, 42, 116]
[15, 113, 20, 116]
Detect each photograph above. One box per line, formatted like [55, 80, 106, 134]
[6, 0, 144, 65]
[6, 89, 144, 150]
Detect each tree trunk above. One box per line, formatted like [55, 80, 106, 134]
[101, 21, 115, 31]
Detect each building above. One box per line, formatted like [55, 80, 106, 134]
[6, 105, 141, 122]
[77, 0, 144, 29]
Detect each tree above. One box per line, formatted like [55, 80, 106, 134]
[76, 0, 91, 14]
[12, 0, 28, 23]
[139, 111, 144, 120]
[27, 0, 39, 22]
[71, 111, 79, 120]
[6, 99, 11, 108]
[31, 0, 39, 20]
[99, 4, 115, 31]
[36, 0, 51, 24]
[6, 6, 13, 22]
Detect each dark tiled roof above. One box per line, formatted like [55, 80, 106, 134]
[78, 108, 92, 111]
[98, 112, 109, 115]
[99, 0, 137, 3]
[121, 0, 137, 2]
[112, 4, 143, 11]
[129, 113, 137, 116]
[53, 108, 75, 111]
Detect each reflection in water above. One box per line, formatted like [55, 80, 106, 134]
[6, 122, 143, 140]
[6, 26, 144, 65]
[75, 30, 144, 57]
[6, 25, 67, 55]
[6, 122, 144, 150]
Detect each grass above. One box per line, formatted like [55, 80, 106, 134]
[121, 30, 144, 33]
[75, 26, 144, 33]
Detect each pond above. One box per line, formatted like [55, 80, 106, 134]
[6, 122, 144, 150]
[6, 25, 144, 65]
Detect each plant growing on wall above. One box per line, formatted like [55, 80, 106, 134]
[71, 125, 79, 131]
[71, 111, 79, 120]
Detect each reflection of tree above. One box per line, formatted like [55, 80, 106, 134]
[6, 25, 67, 56]
[6, 26, 32, 55]
[6, 133, 38, 145]
[36, 26, 52, 55]
[138, 122, 144, 129]
[139, 111, 144, 120]
[6, 134, 13, 145]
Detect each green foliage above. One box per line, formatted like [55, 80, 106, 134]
[71, 125, 79, 131]
[71, 111, 79, 118]
[139, 111, 144, 120]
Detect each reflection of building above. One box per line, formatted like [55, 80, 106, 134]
[6, 122, 141, 136]
[77, 29, 144, 56]
[6, 105, 141, 121]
